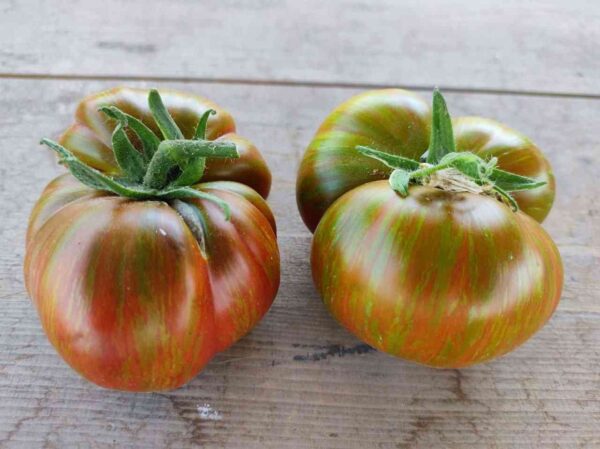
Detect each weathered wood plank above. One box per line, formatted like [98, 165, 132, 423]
[0, 296, 598, 449]
[1, 0, 600, 95]
[1, 79, 598, 448]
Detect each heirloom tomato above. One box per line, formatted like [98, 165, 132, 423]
[25, 88, 280, 391]
[298, 89, 563, 367]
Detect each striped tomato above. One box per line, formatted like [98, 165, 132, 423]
[25, 88, 279, 391]
[301, 89, 563, 367]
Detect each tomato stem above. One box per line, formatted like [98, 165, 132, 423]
[408, 162, 450, 180]
[143, 140, 238, 189]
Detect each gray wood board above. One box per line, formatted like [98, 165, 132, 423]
[1, 0, 600, 96]
[0, 79, 598, 448]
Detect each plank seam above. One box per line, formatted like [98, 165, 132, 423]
[0, 72, 599, 100]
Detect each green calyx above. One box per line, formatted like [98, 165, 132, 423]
[41, 89, 239, 219]
[357, 89, 545, 211]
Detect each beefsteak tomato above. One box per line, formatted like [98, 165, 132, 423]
[299, 89, 563, 367]
[25, 88, 280, 391]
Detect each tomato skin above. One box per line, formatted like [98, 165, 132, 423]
[25, 88, 279, 391]
[25, 176, 279, 391]
[297, 89, 555, 233]
[312, 182, 563, 368]
[297, 89, 431, 232]
[453, 117, 555, 223]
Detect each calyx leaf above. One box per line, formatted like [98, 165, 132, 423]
[148, 89, 184, 140]
[41, 139, 155, 198]
[427, 88, 456, 164]
[489, 167, 546, 191]
[111, 122, 147, 182]
[389, 169, 411, 196]
[98, 106, 160, 159]
[194, 109, 216, 140]
[356, 146, 420, 171]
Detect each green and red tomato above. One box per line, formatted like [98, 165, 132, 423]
[298, 89, 563, 367]
[25, 88, 279, 391]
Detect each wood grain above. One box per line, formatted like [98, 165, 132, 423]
[1, 0, 600, 96]
[0, 78, 598, 448]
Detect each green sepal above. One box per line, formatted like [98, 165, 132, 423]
[389, 169, 411, 196]
[489, 167, 546, 192]
[159, 186, 231, 220]
[111, 123, 147, 182]
[356, 145, 420, 171]
[194, 109, 216, 140]
[41, 139, 154, 198]
[170, 199, 208, 256]
[99, 106, 160, 159]
[492, 185, 519, 211]
[170, 157, 207, 187]
[427, 89, 456, 164]
[148, 89, 184, 140]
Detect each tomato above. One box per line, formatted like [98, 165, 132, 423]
[299, 89, 563, 367]
[25, 88, 279, 391]
[312, 182, 562, 367]
[297, 89, 555, 233]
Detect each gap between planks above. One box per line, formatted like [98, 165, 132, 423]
[1, 72, 600, 101]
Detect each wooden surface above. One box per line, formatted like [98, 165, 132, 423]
[2, 0, 600, 96]
[0, 1, 599, 448]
